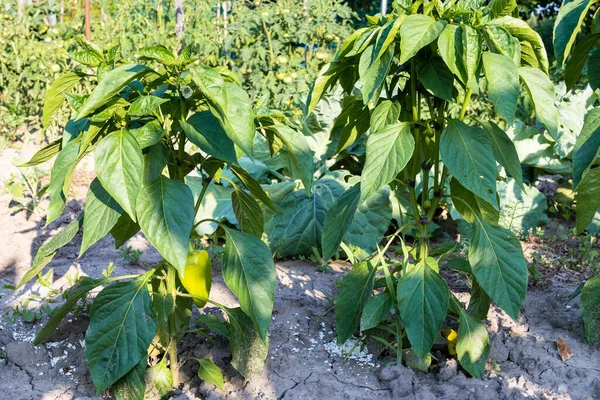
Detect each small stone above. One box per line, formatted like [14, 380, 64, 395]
[438, 359, 458, 381]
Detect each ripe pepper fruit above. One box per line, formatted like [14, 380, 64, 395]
[179, 250, 212, 308]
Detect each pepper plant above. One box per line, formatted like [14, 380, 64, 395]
[553, 0, 600, 346]
[18, 38, 282, 397]
[309, 0, 557, 377]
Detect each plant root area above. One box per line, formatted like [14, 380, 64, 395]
[0, 146, 599, 400]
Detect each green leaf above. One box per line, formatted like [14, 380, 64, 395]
[225, 307, 269, 377]
[196, 359, 225, 389]
[35, 276, 109, 345]
[269, 125, 314, 193]
[397, 261, 449, 358]
[127, 95, 169, 117]
[18, 215, 84, 288]
[336, 261, 377, 344]
[71, 51, 104, 67]
[111, 213, 140, 248]
[85, 273, 157, 394]
[95, 129, 144, 220]
[331, 96, 371, 152]
[232, 187, 264, 238]
[47, 141, 81, 225]
[370, 100, 401, 133]
[18, 139, 61, 167]
[306, 62, 347, 116]
[188, 179, 236, 235]
[518, 67, 558, 139]
[359, 45, 394, 104]
[143, 143, 170, 184]
[450, 178, 499, 225]
[417, 57, 454, 101]
[467, 280, 491, 320]
[482, 25, 521, 66]
[462, 25, 482, 88]
[482, 53, 519, 123]
[360, 291, 394, 332]
[183, 111, 237, 163]
[193, 314, 229, 338]
[221, 81, 256, 157]
[43, 71, 86, 129]
[145, 360, 172, 397]
[372, 18, 402, 61]
[497, 179, 548, 234]
[440, 120, 498, 209]
[136, 176, 194, 273]
[222, 227, 276, 341]
[137, 45, 177, 65]
[493, 16, 549, 74]
[553, 0, 597, 67]
[581, 273, 600, 345]
[344, 186, 392, 254]
[469, 217, 528, 320]
[80, 178, 123, 255]
[481, 121, 523, 187]
[129, 120, 165, 150]
[573, 108, 600, 188]
[589, 49, 600, 90]
[321, 184, 361, 263]
[457, 310, 490, 378]
[230, 165, 276, 211]
[360, 122, 415, 201]
[565, 33, 600, 91]
[77, 64, 151, 120]
[438, 24, 468, 84]
[113, 355, 147, 400]
[576, 168, 600, 234]
[399, 15, 447, 65]
[489, 0, 517, 16]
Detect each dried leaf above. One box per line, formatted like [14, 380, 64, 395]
[557, 338, 573, 362]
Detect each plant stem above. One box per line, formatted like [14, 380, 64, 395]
[166, 266, 180, 387]
[458, 88, 472, 121]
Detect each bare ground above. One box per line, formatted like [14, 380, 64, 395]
[0, 145, 599, 400]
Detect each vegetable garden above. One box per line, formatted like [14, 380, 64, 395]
[0, 0, 600, 399]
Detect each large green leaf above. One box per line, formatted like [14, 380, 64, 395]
[43, 71, 87, 129]
[482, 52, 519, 123]
[399, 15, 447, 64]
[188, 178, 236, 235]
[462, 25, 482, 89]
[85, 273, 157, 394]
[136, 176, 194, 273]
[440, 120, 498, 209]
[565, 33, 600, 91]
[47, 141, 81, 225]
[95, 129, 144, 220]
[222, 227, 276, 341]
[230, 165, 276, 211]
[438, 24, 468, 84]
[497, 179, 548, 234]
[417, 57, 454, 101]
[573, 108, 600, 188]
[397, 261, 449, 358]
[553, 0, 597, 67]
[576, 168, 600, 234]
[450, 178, 499, 225]
[225, 307, 268, 377]
[127, 95, 169, 117]
[589, 49, 600, 90]
[196, 359, 225, 389]
[306, 62, 347, 116]
[77, 64, 150, 119]
[129, 120, 165, 150]
[489, 0, 517, 16]
[359, 45, 394, 104]
[360, 122, 415, 201]
[360, 291, 394, 332]
[142, 143, 170, 184]
[232, 187, 264, 238]
[111, 213, 140, 248]
[18, 215, 84, 288]
[581, 273, 600, 345]
[372, 17, 402, 61]
[519, 67, 558, 139]
[469, 217, 527, 320]
[221, 81, 256, 157]
[457, 310, 490, 378]
[18, 139, 62, 167]
[344, 185, 392, 254]
[481, 121, 523, 188]
[268, 125, 314, 193]
[321, 184, 361, 263]
[137, 45, 177, 65]
[80, 178, 123, 255]
[482, 25, 521, 66]
[493, 16, 549, 74]
[182, 111, 237, 163]
[467, 280, 491, 320]
[336, 261, 377, 344]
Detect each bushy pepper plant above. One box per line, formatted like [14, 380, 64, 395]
[309, 0, 557, 377]
[18, 39, 283, 397]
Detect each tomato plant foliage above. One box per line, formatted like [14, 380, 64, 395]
[19, 38, 289, 396]
[308, 0, 557, 377]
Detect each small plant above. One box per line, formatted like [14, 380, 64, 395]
[15, 37, 300, 397]
[118, 246, 144, 265]
[309, 0, 557, 377]
[5, 166, 49, 216]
